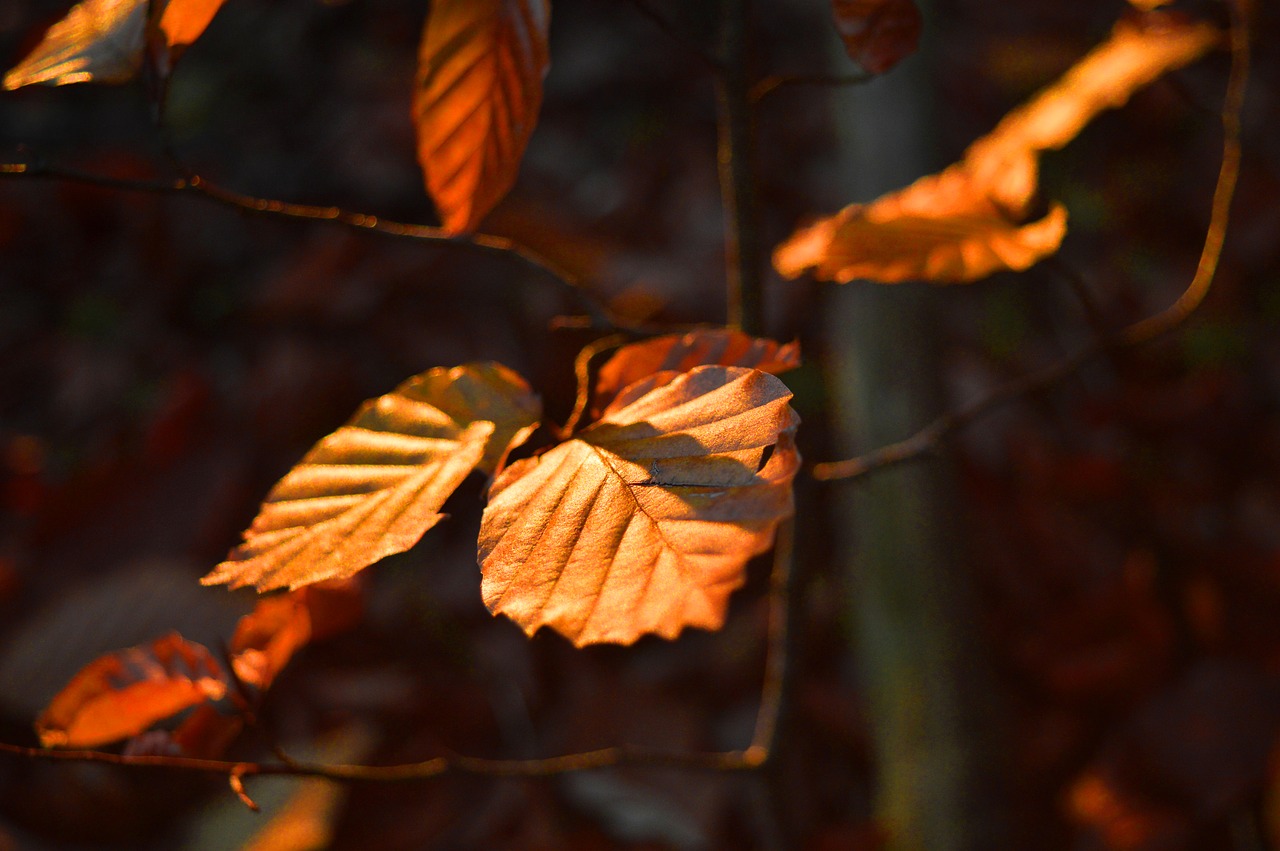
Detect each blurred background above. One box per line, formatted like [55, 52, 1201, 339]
[0, 0, 1278, 848]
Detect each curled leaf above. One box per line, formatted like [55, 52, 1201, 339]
[202, 363, 540, 592]
[413, 0, 551, 233]
[593, 330, 800, 418]
[479, 366, 799, 646]
[36, 632, 227, 748]
[776, 11, 1220, 285]
[3, 0, 226, 89]
[831, 0, 923, 75]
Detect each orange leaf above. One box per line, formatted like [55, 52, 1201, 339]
[202, 363, 540, 592]
[413, 0, 550, 233]
[2, 0, 226, 89]
[831, 0, 922, 75]
[228, 594, 312, 692]
[775, 11, 1220, 285]
[593, 330, 800, 418]
[35, 632, 228, 748]
[479, 366, 799, 646]
[775, 163, 1069, 284]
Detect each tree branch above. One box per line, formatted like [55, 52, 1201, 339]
[0, 159, 620, 333]
[812, 1, 1250, 483]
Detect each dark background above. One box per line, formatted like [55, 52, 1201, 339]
[1, 0, 1278, 848]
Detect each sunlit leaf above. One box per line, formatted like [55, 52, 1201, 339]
[831, 0, 922, 75]
[2, 0, 226, 90]
[35, 632, 227, 748]
[413, 0, 551, 233]
[775, 11, 1220, 285]
[775, 164, 1069, 284]
[593, 330, 800, 418]
[479, 366, 799, 647]
[202, 363, 541, 592]
[228, 594, 312, 692]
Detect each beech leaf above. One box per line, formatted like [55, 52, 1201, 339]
[479, 366, 799, 647]
[775, 11, 1220, 285]
[202, 362, 540, 593]
[413, 0, 551, 233]
[831, 0, 923, 75]
[35, 632, 228, 748]
[3, 0, 227, 90]
[593, 330, 800, 418]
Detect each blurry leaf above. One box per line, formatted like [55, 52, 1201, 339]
[227, 594, 312, 692]
[35, 632, 228, 748]
[831, 0, 923, 75]
[203, 363, 540, 592]
[964, 13, 1222, 195]
[413, 0, 551, 233]
[775, 164, 1068, 284]
[593, 330, 800, 418]
[2, 0, 227, 89]
[479, 366, 799, 646]
[775, 12, 1220, 285]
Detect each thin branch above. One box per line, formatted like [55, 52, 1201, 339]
[813, 3, 1250, 482]
[716, 0, 764, 335]
[623, 0, 724, 72]
[748, 516, 795, 760]
[0, 159, 617, 332]
[0, 740, 760, 782]
[750, 71, 873, 104]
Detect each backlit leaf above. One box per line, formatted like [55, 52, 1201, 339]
[775, 164, 1069, 284]
[35, 632, 228, 748]
[479, 366, 799, 646]
[775, 11, 1220, 285]
[831, 0, 923, 75]
[202, 363, 541, 593]
[413, 0, 551, 233]
[593, 330, 800, 418]
[2, 0, 227, 90]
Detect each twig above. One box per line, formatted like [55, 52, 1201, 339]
[813, 1, 1250, 482]
[748, 516, 795, 760]
[750, 71, 873, 104]
[716, 0, 764, 335]
[0, 159, 617, 332]
[0, 740, 760, 782]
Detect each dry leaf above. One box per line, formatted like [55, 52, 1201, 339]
[593, 330, 800, 418]
[831, 0, 923, 75]
[479, 366, 799, 646]
[35, 632, 228, 748]
[202, 363, 540, 592]
[775, 11, 1220, 285]
[227, 594, 313, 692]
[2, 0, 226, 89]
[413, 0, 551, 233]
[775, 164, 1069, 284]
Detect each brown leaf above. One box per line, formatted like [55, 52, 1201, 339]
[831, 0, 923, 75]
[413, 0, 551, 233]
[775, 12, 1220, 285]
[35, 632, 228, 748]
[479, 366, 799, 646]
[593, 330, 800, 418]
[202, 362, 540, 592]
[2, 0, 226, 89]
[228, 594, 312, 692]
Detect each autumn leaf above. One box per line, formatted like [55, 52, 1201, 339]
[831, 0, 923, 75]
[593, 330, 801, 418]
[413, 0, 551, 233]
[227, 580, 363, 691]
[775, 11, 1220, 285]
[479, 366, 799, 647]
[2, 0, 227, 90]
[35, 632, 228, 748]
[202, 362, 541, 593]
